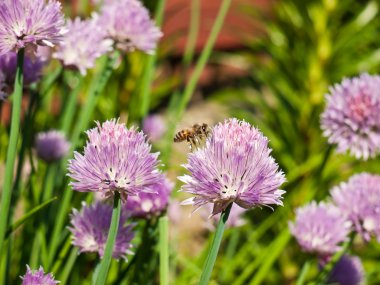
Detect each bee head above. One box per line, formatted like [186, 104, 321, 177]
[201, 123, 208, 132]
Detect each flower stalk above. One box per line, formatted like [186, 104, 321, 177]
[159, 215, 169, 285]
[95, 193, 122, 285]
[199, 203, 232, 285]
[0, 48, 24, 256]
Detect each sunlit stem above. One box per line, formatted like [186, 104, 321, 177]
[199, 203, 232, 285]
[95, 193, 122, 285]
[159, 215, 169, 285]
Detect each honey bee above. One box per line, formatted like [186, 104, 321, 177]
[174, 123, 211, 151]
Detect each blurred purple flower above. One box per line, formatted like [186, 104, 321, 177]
[21, 265, 59, 285]
[124, 175, 173, 218]
[324, 255, 364, 285]
[200, 203, 246, 230]
[35, 130, 70, 163]
[167, 199, 182, 225]
[289, 201, 351, 256]
[0, 0, 66, 57]
[69, 201, 134, 259]
[179, 118, 285, 216]
[0, 52, 44, 84]
[0, 51, 45, 100]
[331, 173, 380, 242]
[143, 115, 166, 142]
[321, 73, 380, 160]
[53, 16, 113, 76]
[36, 46, 52, 62]
[99, 0, 162, 53]
[68, 119, 161, 202]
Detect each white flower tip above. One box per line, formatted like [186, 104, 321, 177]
[180, 197, 195, 206]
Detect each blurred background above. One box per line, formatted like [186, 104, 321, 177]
[2, 0, 380, 284]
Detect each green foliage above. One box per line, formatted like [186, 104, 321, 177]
[204, 0, 380, 284]
[2, 0, 380, 284]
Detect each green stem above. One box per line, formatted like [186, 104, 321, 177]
[199, 203, 232, 285]
[51, 235, 73, 274]
[162, 0, 232, 165]
[59, 248, 78, 284]
[46, 184, 72, 269]
[178, 0, 231, 114]
[312, 235, 354, 285]
[71, 52, 118, 143]
[159, 215, 169, 285]
[42, 164, 57, 202]
[183, 0, 200, 66]
[296, 261, 311, 285]
[140, 0, 166, 118]
[40, 66, 63, 96]
[0, 49, 24, 257]
[9, 90, 39, 221]
[60, 74, 82, 133]
[95, 193, 122, 285]
[307, 144, 333, 202]
[315, 144, 333, 180]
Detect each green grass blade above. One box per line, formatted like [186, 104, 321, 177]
[183, 0, 200, 66]
[59, 248, 78, 284]
[5, 197, 57, 239]
[140, 0, 166, 118]
[296, 261, 311, 285]
[249, 230, 291, 285]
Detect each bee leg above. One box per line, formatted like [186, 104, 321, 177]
[192, 137, 200, 151]
[190, 137, 199, 151]
[186, 137, 193, 151]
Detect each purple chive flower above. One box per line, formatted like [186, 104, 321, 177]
[53, 16, 113, 76]
[331, 173, 380, 242]
[69, 201, 134, 259]
[289, 201, 351, 257]
[324, 255, 364, 285]
[321, 73, 380, 160]
[143, 115, 166, 142]
[68, 119, 161, 202]
[124, 175, 173, 218]
[99, 0, 162, 54]
[35, 130, 70, 163]
[0, 0, 66, 57]
[21, 265, 59, 285]
[179, 118, 286, 216]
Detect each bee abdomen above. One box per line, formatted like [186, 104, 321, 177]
[174, 132, 186, 142]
